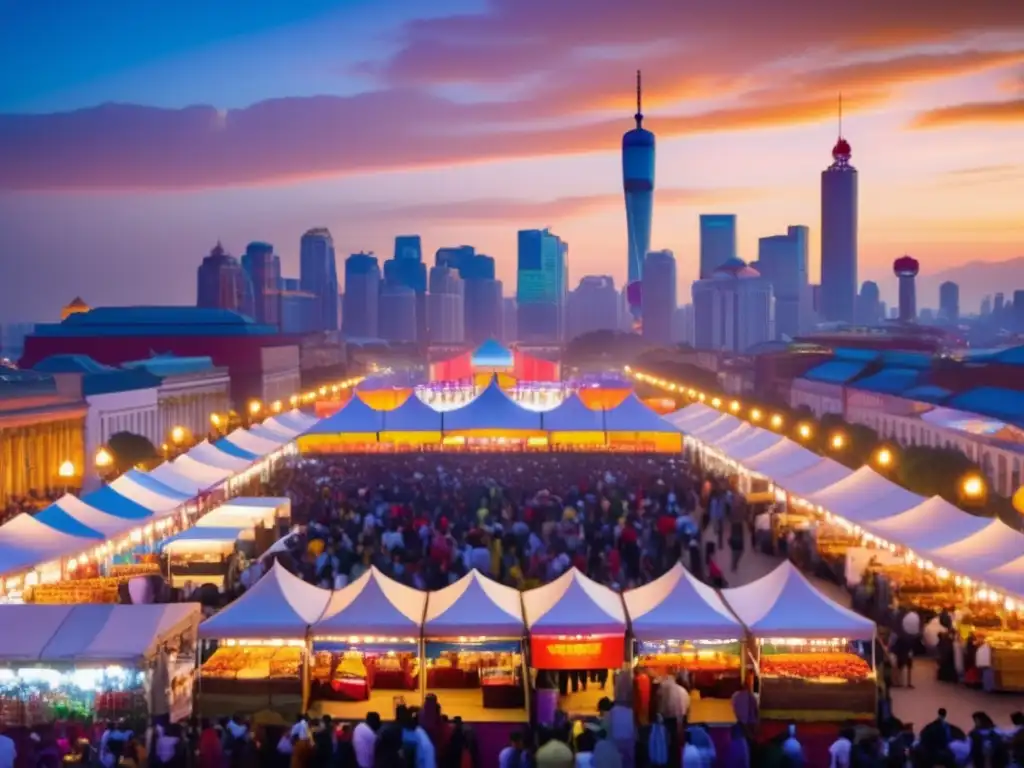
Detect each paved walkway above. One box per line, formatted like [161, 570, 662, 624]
[704, 530, 1024, 733]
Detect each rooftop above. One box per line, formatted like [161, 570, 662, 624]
[33, 355, 162, 396]
[32, 306, 279, 338]
[802, 360, 869, 384]
[121, 354, 221, 377]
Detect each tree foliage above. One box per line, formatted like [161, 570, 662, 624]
[107, 431, 159, 471]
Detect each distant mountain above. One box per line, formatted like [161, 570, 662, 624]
[917, 257, 1024, 314]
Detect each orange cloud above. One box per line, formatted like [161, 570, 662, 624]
[911, 98, 1024, 128]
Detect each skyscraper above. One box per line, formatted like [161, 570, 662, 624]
[568, 276, 619, 340]
[692, 258, 774, 352]
[378, 285, 418, 343]
[820, 101, 858, 323]
[428, 265, 464, 343]
[241, 242, 282, 328]
[856, 281, 882, 325]
[893, 255, 919, 323]
[756, 225, 808, 339]
[341, 252, 380, 339]
[279, 277, 318, 334]
[385, 235, 427, 341]
[501, 297, 518, 344]
[641, 250, 677, 345]
[939, 281, 960, 323]
[300, 228, 339, 331]
[699, 215, 737, 279]
[394, 235, 423, 262]
[622, 71, 655, 317]
[196, 242, 254, 317]
[516, 229, 567, 342]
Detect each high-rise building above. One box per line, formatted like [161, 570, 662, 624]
[384, 235, 427, 342]
[622, 71, 655, 317]
[1012, 291, 1024, 332]
[279, 277, 318, 334]
[464, 278, 503, 345]
[893, 255, 919, 323]
[516, 229, 567, 342]
[938, 281, 960, 323]
[428, 265, 464, 343]
[641, 250, 677, 345]
[672, 304, 695, 346]
[299, 228, 339, 331]
[699, 215, 737, 279]
[394, 235, 423, 262]
[196, 242, 254, 317]
[378, 285, 418, 343]
[568, 276, 619, 340]
[820, 108, 858, 323]
[241, 242, 282, 328]
[501, 297, 518, 344]
[856, 281, 882, 325]
[756, 226, 808, 338]
[980, 295, 992, 317]
[435, 245, 477, 274]
[341, 252, 381, 339]
[692, 258, 774, 352]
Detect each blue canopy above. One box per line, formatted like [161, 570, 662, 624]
[35, 504, 105, 539]
[381, 395, 443, 432]
[80, 485, 156, 519]
[443, 378, 543, 433]
[214, 439, 259, 461]
[602, 394, 680, 433]
[541, 393, 605, 432]
[303, 395, 384, 435]
[119, 470, 191, 501]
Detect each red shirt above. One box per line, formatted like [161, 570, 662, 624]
[709, 558, 724, 581]
[657, 514, 675, 537]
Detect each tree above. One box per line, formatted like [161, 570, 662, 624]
[107, 431, 159, 472]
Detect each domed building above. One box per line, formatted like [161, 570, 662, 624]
[692, 257, 776, 352]
[61, 296, 91, 321]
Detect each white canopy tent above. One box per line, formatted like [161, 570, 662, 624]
[0, 605, 83, 662]
[148, 461, 220, 497]
[424, 570, 525, 638]
[199, 562, 331, 639]
[722, 561, 875, 639]
[982, 558, 1024, 601]
[0, 513, 101, 578]
[706, 422, 755, 451]
[744, 440, 824, 479]
[269, 410, 318, 434]
[248, 423, 292, 444]
[774, 458, 852, 498]
[664, 403, 717, 428]
[36, 494, 146, 540]
[313, 567, 426, 638]
[671, 408, 730, 435]
[863, 496, 994, 552]
[522, 568, 626, 635]
[624, 563, 742, 641]
[186, 441, 254, 472]
[222, 428, 284, 457]
[196, 503, 277, 530]
[805, 466, 924, 525]
[719, 429, 787, 463]
[923, 519, 1024, 579]
[171, 455, 233, 486]
[107, 470, 190, 515]
[691, 416, 748, 446]
[160, 527, 247, 556]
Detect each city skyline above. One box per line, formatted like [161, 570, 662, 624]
[1, 1, 1022, 321]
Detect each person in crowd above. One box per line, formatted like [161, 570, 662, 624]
[498, 731, 529, 768]
[536, 726, 574, 768]
[728, 517, 745, 573]
[828, 725, 855, 768]
[685, 724, 716, 768]
[312, 715, 335, 768]
[574, 728, 596, 768]
[917, 708, 958, 768]
[353, 713, 380, 768]
[680, 729, 703, 768]
[705, 543, 726, 588]
[780, 724, 805, 767]
[0, 726, 15, 768]
[725, 723, 750, 768]
[969, 711, 1009, 768]
[647, 715, 668, 768]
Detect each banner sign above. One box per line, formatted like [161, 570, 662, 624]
[530, 635, 625, 670]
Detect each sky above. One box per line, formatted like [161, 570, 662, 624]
[0, 0, 1023, 322]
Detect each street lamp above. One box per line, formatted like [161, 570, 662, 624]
[271, 400, 283, 413]
[95, 448, 113, 469]
[170, 426, 186, 445]
[750, 408, 763, 422]
[711, 397, 722, 408]
[875, 447, 894, 469]
[797, 423, 813, 441]
[729, 400, 741, 413]
[318, 386, 328, 396]
[830, 432, 846, 451]
[289, 394, 299, 407]
[961, 474, 986, 500]
[58, 460, 76, 479]
[249, 400, 262, 416]
[210, 413, 222, 428]
[770, 414, 784, 430]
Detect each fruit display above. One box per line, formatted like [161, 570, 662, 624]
[639, 650, 741, 675]
[761, 652, 871, 681]
[200, 646, 301, 681]
[759, 650, 876, 718]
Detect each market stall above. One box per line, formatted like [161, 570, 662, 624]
[309, 567, 426, 719]
[442, 378, 545, 446]
[160, 527, 249, 589]
[379, 393, 444, 447]
[522, 568, 627, 718]
[197, 562, 329, 719]
[0, 513, 104, 595]
[422, 570, 527, 722]
[147, 459, 224, 500]
[722, 561, 877, 722]
[105, 470, 194, 517]
[541, 393, 608, 448]
[600, 394, 683, 452]
[265, 409, 319, 436]
[624, 563, 745, 724]
[0, 603, 199, 726]
[297, 396, 385, 453]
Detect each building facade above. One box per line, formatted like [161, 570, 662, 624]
[300, 228, 339, 332]
[641, 250, 677, 345]
[622, 71, 656, 313]
[939, 281, 960, 323]
[427, 265, 465, 344]
[196, 243, 254, 317]
[386, 235, 427, 341]
[699, 215, 737, 280]
[241, 242, 282, 328]
[279, 278, 319, 335]
[342, 253, 381, 340]
[692, 258, 775, 353]
[756, 225, 808, 339]
[568, 276, 619, 340]
[378, 285, 418, 343]
[820, 135, 858, 323]
[516, 229, 567, 342]
[122, 356, 231, 443]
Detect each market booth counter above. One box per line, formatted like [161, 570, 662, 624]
[197, 562, 328, 722]
[308, 567, 426, 719]
[722, 561, 877, 722]
[624, 563, 745, 725]
[0, 603, 199, 727]
[422, 570, 527, 722]
[522, 568, 627, 720]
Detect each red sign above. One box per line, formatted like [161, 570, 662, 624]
[530, 636, 625, 670]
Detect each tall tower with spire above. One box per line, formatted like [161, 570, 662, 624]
[622, 70, 656, 319]
[820, 94, 858, 324]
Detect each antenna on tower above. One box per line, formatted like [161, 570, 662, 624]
[635, 69, 644, 129]
[838, 92, 843, 139]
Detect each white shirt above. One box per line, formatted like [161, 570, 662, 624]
[681, 743, 702, 768]
[574, 753, 593, 768]
[828, 737, 852, 768]
[0, 734, 16, 768]
[352, 723, 376, 768]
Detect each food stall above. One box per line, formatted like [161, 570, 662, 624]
[197, 562, 329, 721]
[722, 561, 877, 722]
[422, 570, 527, 722]
[0, 603, 199, 726]
[522, 568, 627, 720]
[623, 563, 745, 724]
[309, 567, 427, 719]
[160, 527, 248, 589]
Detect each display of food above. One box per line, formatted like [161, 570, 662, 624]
[639, 651, 741, 675]
[201, 646, 301, 681]
[759, 650, 876, 719]
[761, 652, 871, 681]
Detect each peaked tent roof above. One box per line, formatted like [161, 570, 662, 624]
[0, 605, 79, 662]
[864, 495, 993, 552]
[214, 439, 260, 461]
[471, 339, 514, 368]
[37, 494, 145, 540]
[664, 402, 716, 427]
[221, 428, 282, 457]
[706, 422, 755, 450]
[107, 469, 190, 513]
[81, 485, 157, 520]
[0, 513, 103, 577]
[303, 395, 384, 435]
[248, 423, 291, 443]
[169, 454, 232, 485]
[924, 518, 1024, 578]
[443, 378, 543, 433]
[424, 570, 525, 638]
[743, 440, 823, 478]
[199, 562, 330, 639]
[270, 409, 318, 432]
[602, 393, 681, 433]
[185, 441, 253, 472]
[687, 412, 743, 439]
[522, 568, 626, 634]
[380, 392, 444, 432]
[722, 429, 786, 462]
[313, 567, 426, 637]
[722, 561, 875, 639]
[981, 557, 1024, 600]
[147, 462, 213, 496]
[806, 466, 924, 525]
[624, 563, 742, 640]
[774, 457, 852, 497]
[541, 393, 606, 432]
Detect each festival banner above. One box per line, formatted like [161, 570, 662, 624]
[530, 635, 625, 670]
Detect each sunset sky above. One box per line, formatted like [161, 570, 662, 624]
[1, 0, 1022, 321]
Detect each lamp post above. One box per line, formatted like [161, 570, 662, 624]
[57, 460, 76, 494]
[874, 447, 895, 471]
[797, 423, 813, 441]
[829, 432, 846, 451]
[959, 473, 987, 507]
